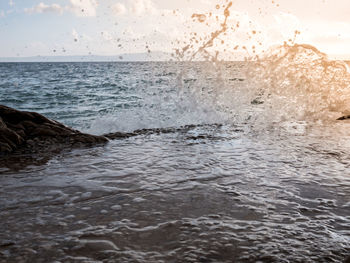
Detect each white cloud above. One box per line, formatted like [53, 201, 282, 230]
[111, 0, 158, 16]
[112, 3, 127, 16]
[130, 0, 157, 16]
[9, 0, 14, 6]
[68, 0, 98, 17]
[24, 0, 98, 17]
[24, 2, 64, 14]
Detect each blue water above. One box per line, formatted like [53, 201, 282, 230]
[0, 62, 180, 130]
[0, 62, 232, 133]
[0, 62, 349, 262]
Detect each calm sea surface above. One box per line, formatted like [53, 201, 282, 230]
[0, 62, 349, 262]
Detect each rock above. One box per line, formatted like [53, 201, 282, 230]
[74, 239, 119, 253]
[0, 142, 12, 153]
[0, 117, 7, 129]
[0, 105, 108, 156]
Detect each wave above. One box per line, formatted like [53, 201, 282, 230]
[246, 43, 350, 122]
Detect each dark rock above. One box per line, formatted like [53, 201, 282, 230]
[0, 142, 12, 153]
[0, 105, 108, 156]
[0, 240, 15, 247]
[0, 106, 224, 170]
[103, 123, 223, 140]
[0, 117, 6, 129]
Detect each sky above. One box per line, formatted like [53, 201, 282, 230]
[1, 0, 350, 59]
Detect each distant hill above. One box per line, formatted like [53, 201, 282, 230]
[0, 51, 172, 62]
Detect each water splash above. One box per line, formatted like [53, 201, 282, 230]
[246, 43, 350, 122]
[172, 1, 350, 125]
[174, 1, 234, 62]
[86, 0, 350, 134]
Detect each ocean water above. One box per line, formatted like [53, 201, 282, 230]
[0, 61, 350, 262]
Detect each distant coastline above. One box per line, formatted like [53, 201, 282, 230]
[0, 51, 171, 63]
[1, 52, 349, 63]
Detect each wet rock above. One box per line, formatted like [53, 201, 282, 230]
[0, 117, 6, 129]
[0, 142, 12, 153]
[73, 239, 119, 253]
[0, 240, 16, 248]
[103, 123, 223, 140]
[0, 105, 108, 156]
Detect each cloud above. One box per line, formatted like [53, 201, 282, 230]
[111, 0, 158, 16]
[24, 2, 64, 14]
[68, 0, 98, 17]
[112, 3, 127, 16]
[9, 0, 14, 6]
[24, 0, 98, 17]
[130, 0, 157, 16]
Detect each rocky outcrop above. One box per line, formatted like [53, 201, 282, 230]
[0, 105, 108, 155]
[103, 123, 224, 140]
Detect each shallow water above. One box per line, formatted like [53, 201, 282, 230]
[0, 62, 349, 262]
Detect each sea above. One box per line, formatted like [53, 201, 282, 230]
[0, 54, 350, 262]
